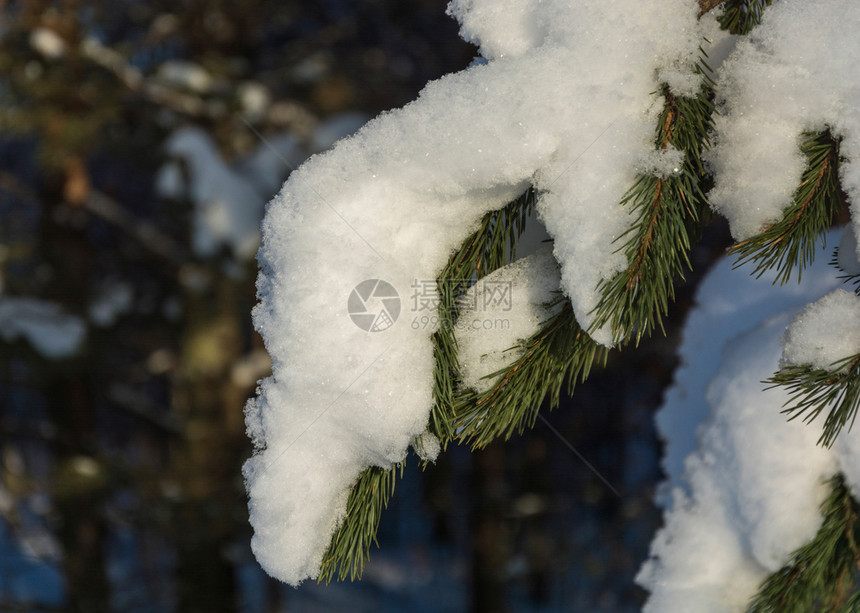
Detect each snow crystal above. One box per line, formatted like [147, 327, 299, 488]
[636, 146, 686, 178]
[456, 247, 561, 393]
[413, 431, 441, 463]
[0, 298, 86, 359]
[246, 0, 708, 585]
[639, 230, 860, 611]
[708, 0, 860, 242]
[782, 289, 860, 371]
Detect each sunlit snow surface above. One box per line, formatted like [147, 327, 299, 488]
[642, 4, 860, 603]
[708, 0, 860, 248]
[639, 229, 860, 612]
[245, 0, 706, 585]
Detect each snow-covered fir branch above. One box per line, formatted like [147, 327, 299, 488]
[244, 1, 860, 609]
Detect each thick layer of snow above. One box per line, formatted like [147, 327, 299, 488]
[708, 0, 860, 244]
[456, 247, 561, 393]
[158, 119, 365, 263]
[782, 289, 860, 371]
[639, 230, 860, 612]
[640, 2, 860, 601]
[655, 233, 841, 498]
[245, 0, 708, 585]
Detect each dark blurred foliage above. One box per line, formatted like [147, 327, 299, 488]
[0, 1, 731, 611]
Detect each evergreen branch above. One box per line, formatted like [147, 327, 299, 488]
[767, 352, 860, 448]
[747, 475, 860, 612]
[836, 591, 860, 613]
[718, 0, 773, 35]
[730, 131, 842, 285]
[454, 300, 608, 449]
[318, 462, 403, 583]
[317, 190, 537, 582]
[429, 189, 536, 446]
[310, 15, 787, 586]
[590, 69, 714, 345]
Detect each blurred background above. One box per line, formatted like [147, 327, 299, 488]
[0, 1, 731, 611]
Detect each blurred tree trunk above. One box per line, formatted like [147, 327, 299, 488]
[172, 272, 251, 612]
[43, 190, 110, 612]
[49, 379, 110, 613]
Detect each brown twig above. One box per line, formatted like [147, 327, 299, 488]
[698, 0, 729, 18]
[627, 179, 664, 290]
[626, 93, 677, 290]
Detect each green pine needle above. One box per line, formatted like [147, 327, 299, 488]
[318, 462, 403, 583]
[838, 592, 860, 613]
[591, 73, 714, 345]
[430, 188, 536, 446]
[318, 189, 537, 582]
[454, 300, 608, 449]
[767, 352, 860, 448]
[730, 131, 842, 286]
[718, 0, 773, 35]
[747, 475, 860, 612]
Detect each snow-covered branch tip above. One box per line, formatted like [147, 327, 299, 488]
[772, 289, 860, 447]
[769, 355, 860, 449]
[746, 475, 860, 612]
[245, 0, 860, 601]
[245, 0, 709, 586]
[729, 131, 842, 285]
[590, 78, 714, 345]
[455, 300, 606, 449]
